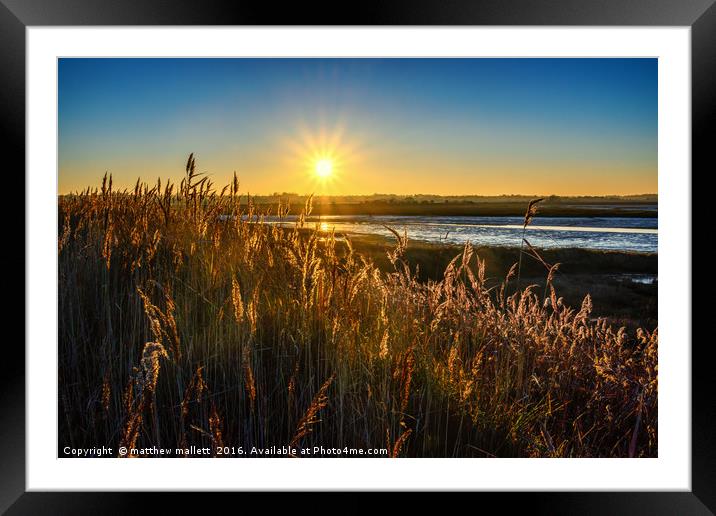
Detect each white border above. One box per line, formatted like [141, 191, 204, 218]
[27, 27, 691, 491]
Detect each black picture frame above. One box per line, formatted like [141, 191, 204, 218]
[2, 0, 711, 513]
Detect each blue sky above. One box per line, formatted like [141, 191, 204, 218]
[58, 58, 657, 195]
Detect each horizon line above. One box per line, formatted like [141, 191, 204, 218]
[58, 190, 658, 198]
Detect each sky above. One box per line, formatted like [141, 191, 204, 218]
[58, 58, 657, 196]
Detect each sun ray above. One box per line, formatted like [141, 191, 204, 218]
[280, 120, 365, 195]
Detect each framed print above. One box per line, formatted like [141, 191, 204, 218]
[3, 0, 713, 512]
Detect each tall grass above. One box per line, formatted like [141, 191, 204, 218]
[58, 155, 657, 457]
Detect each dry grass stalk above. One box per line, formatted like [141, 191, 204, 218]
[289, 374, 336, 450]
[391, 428, 413, 458]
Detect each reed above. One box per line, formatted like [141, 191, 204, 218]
[58, 155, 657, 457]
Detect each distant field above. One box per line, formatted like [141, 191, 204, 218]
[254, 201, 658, 218]
[60, 192, 657, 218]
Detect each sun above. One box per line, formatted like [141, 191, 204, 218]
[315, 158, 333, 178]
[283, 124, 362, 192]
